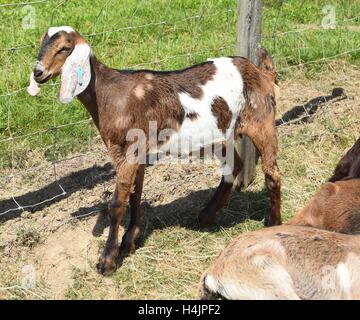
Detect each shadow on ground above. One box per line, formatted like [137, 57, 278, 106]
[275, 88, 346, 127]
[83, 185, 270, 268]
[0, 162, 115, 222]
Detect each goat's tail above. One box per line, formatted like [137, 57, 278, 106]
[258, 47, 276, 83]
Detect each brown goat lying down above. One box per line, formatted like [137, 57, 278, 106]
[288, 137, 360, 233]
[198, 225, 360, 300]
[288, 179, 360, 234]
[28, 26, 281, 275]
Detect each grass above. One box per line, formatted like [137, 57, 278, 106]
[0, 0, 359, 168]
[16, 227, 40, 248]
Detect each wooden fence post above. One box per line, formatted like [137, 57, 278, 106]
[235, 0, 263, 189]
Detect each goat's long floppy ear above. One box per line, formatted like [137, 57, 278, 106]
[59, 43, 91, 104]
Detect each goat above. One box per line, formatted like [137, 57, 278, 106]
[287, 179, 360, 234]
[329, 136, 360, 182]
[288, 137, 360, 233]
[198, 225, 360, 300]
[28, 26, 281, 275]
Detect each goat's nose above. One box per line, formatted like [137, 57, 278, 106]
[33, 69, 43, 77]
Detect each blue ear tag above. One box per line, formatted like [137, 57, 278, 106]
[76, 66, 84, 86]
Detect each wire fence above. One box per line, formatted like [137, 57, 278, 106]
[0, 0, 359, 220]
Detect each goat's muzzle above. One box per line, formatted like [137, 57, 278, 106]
[32, 60, 53, 84]
[34, 71, 53, 84]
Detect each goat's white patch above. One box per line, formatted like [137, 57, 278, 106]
[145, 73, 154, 80]
[204, 274, 220, 294]
[159, 57, 244, 156]
[48, 26, 75, 38]
[218, 270, 300, 300]
[134, 84, 145, 99]
[34, 61, 44, 72]
[204, 239, 300, 300]
[209, 267, 299, 300]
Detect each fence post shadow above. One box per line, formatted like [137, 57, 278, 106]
[275, 88, 346, 127]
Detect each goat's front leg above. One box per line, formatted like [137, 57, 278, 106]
[97, 161, 138, 275]
[120, 164, 145, 256]
[199, 146, 243, 227]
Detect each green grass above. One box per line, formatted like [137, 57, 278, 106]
[16, 227, 40, 248]
[0, 0, 359, 169]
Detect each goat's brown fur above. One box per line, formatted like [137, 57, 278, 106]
[288, 138, 360, 234]
[211, 97, 233, 133]
[288, 180, 360, 234]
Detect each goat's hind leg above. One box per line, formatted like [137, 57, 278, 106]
[120, 164, 145, 256]
[198, 146, 242, 227]
[243, 114, 281, 226]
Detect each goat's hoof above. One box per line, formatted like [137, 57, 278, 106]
[198, 210, 215, 228]
[97, 256, 117, 276]
[120, 241, 136, 256]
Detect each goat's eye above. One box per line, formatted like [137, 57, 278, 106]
[58, 47, 70, 54]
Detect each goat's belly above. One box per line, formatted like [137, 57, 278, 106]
[157, 102, 242, 157]
[158, 117, 227, 156]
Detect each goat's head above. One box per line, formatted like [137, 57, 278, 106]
[28, 26, 91, 104]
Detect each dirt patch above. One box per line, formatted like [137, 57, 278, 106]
[34, 223, 95, 298]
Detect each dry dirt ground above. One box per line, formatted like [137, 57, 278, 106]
[0, 64, 359, 299]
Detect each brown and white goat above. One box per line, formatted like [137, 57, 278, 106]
[198, 225, 360, 300]
[288, 137, 360, 233]
[28, 26, 281, 275]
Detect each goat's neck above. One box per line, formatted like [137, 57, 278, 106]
[77, 55, 107, 131]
